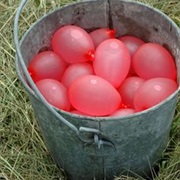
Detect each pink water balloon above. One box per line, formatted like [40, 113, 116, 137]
[132, 43, 177, 80]
[93, 39, 131, 88]
[68, 75, 121, 116]
[110, 108, 135, 117]
[133, 78, 178, 111]
[61, 62, 94, 88]
[119, 36, 145, 57]
[118, 76, 145, 108]
[119, 36, 145, 76]
[36, 79, 71, 111]
[51, 25, 95, 63]
[28, 51, 67, 83]
[89, 28, 115, 48]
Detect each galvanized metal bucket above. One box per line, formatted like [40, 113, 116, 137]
[14, 0, 180, 179]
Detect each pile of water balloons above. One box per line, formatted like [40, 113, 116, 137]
[28, 25, 178, 117]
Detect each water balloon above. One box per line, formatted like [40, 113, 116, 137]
[118, 76, 145, 108]
[28, 51, 67, 83]
[61, 62, 94, 88]
[93, 39, 131, 88]
[68, 75, 121, 116]
[89, 28, 115, 48]
[52, 25, 95, 63]
[36, 79, 70, 111]
[134, 78, 178, 111]
[133, 43, 176, 80]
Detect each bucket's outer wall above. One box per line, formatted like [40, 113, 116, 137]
[16, 0, 180, 180]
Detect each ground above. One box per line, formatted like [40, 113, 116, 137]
[0, 0, 179, 180]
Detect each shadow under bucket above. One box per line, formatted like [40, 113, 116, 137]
[14, 0, 180, 179]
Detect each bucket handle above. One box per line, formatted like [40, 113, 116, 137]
[14, 0, 115, 151]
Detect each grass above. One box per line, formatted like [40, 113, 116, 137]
[0, 0, 179, 179]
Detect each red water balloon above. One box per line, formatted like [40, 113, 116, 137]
[51, 25, 95, 63]
[28, 51, 67, 83]
[36, 79, 71, 111]
[119, 36, 145, 76]
[132, 43, 177, 80]
[134, 78, 178, 111]
[68, 75, 121, 116]
[110, 108, 135, 117]
[89, 28, 115, 48]
[119, 36, 145, 57]
[61, 62, 94, 88]
[118, 76, 145, 108]
[93, 39, 131, 88]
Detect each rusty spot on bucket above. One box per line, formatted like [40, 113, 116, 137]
[72, 6, 85, 25]
[153, 26, 159, 32]
[38, 46, 52, 53]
